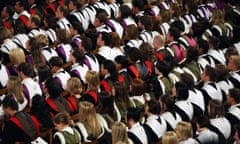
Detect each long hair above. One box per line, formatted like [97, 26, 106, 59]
[85, 71, 100, 92]
[7, 76, 25, 104]
[113, 82, 130, 109]
[78, 102, 102, 138]
[162, 131, 179, 144]
[176, 121, 193, 141]
[112, 122, 129, 144]
[30, 37, 44, 69]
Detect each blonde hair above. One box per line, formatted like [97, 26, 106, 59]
[7, 76, 25, 104]
[78, 101, 102, 138]
[35, 34, 49, 47]
[85, 71, 100, 92]
[67, 77, 83, 95]
[112, 122, 129, 144]
[9, 48, 26, 65]
[162, 131, 179, 144]
[176, 121, 193, 141]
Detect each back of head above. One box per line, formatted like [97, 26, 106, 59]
[112, 122, 128, 144]
[208, 100, 225, 118]
[146, 99, 161, 115]
[45, 78, 63, 98]
[176, 121, 193, 141]
[54, 112, 70, 125]
[229, 88, 240, 104]
[17, 62, 34, 77]
[162, 131, 179, 144]
[139, 15, 153, 31]
[2, 96, 18, 111]
[49, 56, 64, 68]
[127, 107, 141, 123]
[175, 82, 189, 100]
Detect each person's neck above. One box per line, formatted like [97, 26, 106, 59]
[198, 127, 208, 132]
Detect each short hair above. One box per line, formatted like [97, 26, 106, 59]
[49, 56, 64, 67]
[57, 5, 69, 17]
[0, 27, 11, 44]
[139, 15, 153, 31]
[81, 36, 93, 52]
[17, 62, 34, 77]
[96, 10, 109, 23]
[115, 55, 128, 68]
[208, 36, 220, 49]
[204, 65, 216, 81]
[37, 64, 52, 83]
[56, 29, 72, 44]
[176, 121, 193, 141]
[146, 100, 161, 115]
[127, 107, 141, 122]
[170, 20, 185, 33]
[155, 60, 173, 77]
[71, 21, 84, 34]
[198, 39, 209, 54]
[119, 5, 132, 19]
[126, 24, 139, 40]
[126, 47, 141, 62]
[180, 73, 194, 88]
[196, 115, 209, 128]
[186, 46, 199, 62]
[175, 82, 189, 100]
[2, 96, 18, 111]
[229, 88, 240, 103]
[69, 0, 82, 9]
[168, 26, 181, 40]
[101, 32, 113, 46]
[16, 0, 27, 10]
[30, 14, 41, 27]
[54, 112, 70, 125]
[208, 100, 225, 118]
[72, 48, 85, 64]
[132, 0, 145, 11]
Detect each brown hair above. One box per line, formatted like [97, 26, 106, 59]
[7, 76, 25, 104]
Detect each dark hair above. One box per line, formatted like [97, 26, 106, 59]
[17, 62, 34, 77]
[127, 107, 141, 122]
[115, 55, 128, 68]
[30, 95, 52, 131]
[185, 46, 199, 63]
[72, 48, 85, 65]
[196, 115, 209, 128]
[81, 36, 93, 52]
[57, 5, 69, 17]
[16, 0, 27, 10]
[175, 82, 189, 100]
[229, 88, 240, 103]
[49, 56, 64, 67]
[198, 39, 209, 54]
[168, 27, 181, 40]
[126, 47, 141, 62]
[132, 0, 145, 11]
[101, 32, 113, 47]
[204, 65, 216, 82]
[2, 96, 18, 111]
[160, 95, 175, 112]
[45, 78, 63, 98]
[155, 60, 173, 77]
[71, 21, 84, 35]
[139, 43, 154, 62]
[119, 5, 132, 19]
[208, 100, 225, 118]
[170, 20, 185, 33]
[69, 0, 82, 9]
[139, 15, 153, 31]
[98, 92, 117, 120]
[38, 64, 52, 83]
[180, 73, 194, 88]
[113, 81, 130, 108]
[96, 10, 108, 23]
[208, 36, 220, 49]
[45, 15, 57, 29]
[102, 60, 118, 82]
[4, 5, 14, 17]
[146, 100, 161, 115]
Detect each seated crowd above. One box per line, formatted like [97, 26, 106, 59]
[1, 0, 240, 143]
